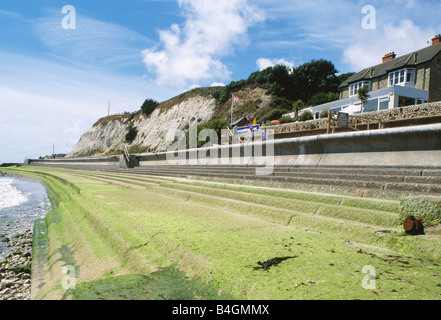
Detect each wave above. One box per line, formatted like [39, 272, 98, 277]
[0, 178, 28, 210]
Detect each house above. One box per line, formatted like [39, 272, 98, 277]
[230, 117, 249, 128]
[305, 34, 441, 119]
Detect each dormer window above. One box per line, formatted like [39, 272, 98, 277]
[388, 68, 415, 86]
[349, 81, 371, 97]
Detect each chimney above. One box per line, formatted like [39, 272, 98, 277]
[382, 52, 396, 63]
[432, 34, 441, 45]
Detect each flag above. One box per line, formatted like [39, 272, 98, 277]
[253, 118, 257, 125]
[233, 95, 239, 103]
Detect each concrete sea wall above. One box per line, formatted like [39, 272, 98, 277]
[28, 123, 441, 168]
[137, 123, 441, 168]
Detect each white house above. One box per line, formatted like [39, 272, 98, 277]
[304, 34, 441, 119]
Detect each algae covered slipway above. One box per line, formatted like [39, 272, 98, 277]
[2, 166, 441, 300]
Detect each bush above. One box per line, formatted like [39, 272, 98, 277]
[279, 116, 295, 124]
[400, 198, 441, 227]
[298, 110, 313, 122]
[186, 118, 229, 148]
[269, 96, 292, 110]
[262, 109, 290, 122]
[210, 87, 230, 104]
[319, 109, 329, 119]
[306, 92, 339, 106]
[218, 88, 230, 104]
[227, 80, 248, 92]
[125, 125, 138, 143]
[141, 99, 159, 117]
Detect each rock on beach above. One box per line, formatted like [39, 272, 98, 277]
[0, 229, 33, 300]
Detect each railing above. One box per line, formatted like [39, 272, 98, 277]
[123, 144, 130, 163]
[273, 102, 441, 136]
[327, 111, 354, 134]
[327, 111, 387, 134]
[351, 113, 387, 131]
[222, 126, 244, 145]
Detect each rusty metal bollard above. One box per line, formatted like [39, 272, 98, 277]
[403, 215, 425, 235]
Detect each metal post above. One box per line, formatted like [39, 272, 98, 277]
[327, 114, 331, 134]
[231, 94, 234, 125]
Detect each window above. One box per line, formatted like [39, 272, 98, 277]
[353, 103, 362, 114]
[407, 69, 415, 82]
[388, 69, 415, 86]
[398, 96, 416, 108]
[379, 99, 389, 110]
[349, 81, 371, 97]
[363, 98, 379, 112]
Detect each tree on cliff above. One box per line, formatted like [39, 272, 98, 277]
[141, 99, 159, 117]
[248, 64, 293, 98]
[125, 125, 138, 143]
[247, 59, 341, 103]
[290, 59, 339, 102]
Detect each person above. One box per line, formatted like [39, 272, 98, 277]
[248, 126, 254, 142]
[261, 127, 267, 142]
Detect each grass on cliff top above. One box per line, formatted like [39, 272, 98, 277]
[2, 166, 441, 300]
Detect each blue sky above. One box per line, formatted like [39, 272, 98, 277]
[1, 0, 440, 163]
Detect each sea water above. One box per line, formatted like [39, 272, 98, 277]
[0, 175, 52, 259]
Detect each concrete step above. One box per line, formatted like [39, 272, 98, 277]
[28, 162, 441, 197]
[136, 169, 435, 184]
[136, 165, 441, 178]
[122, 165, 441, 197]
[129, 167, 441, 185]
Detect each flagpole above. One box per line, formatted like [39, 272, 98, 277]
[231, 94, 234, 125]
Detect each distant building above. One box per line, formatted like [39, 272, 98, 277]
[230, 117, 248, 128]
[305, 34, 441, 119]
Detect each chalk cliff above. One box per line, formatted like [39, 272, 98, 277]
[67, 85, 271, 157]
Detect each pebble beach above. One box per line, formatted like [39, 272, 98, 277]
[0, 172, 51, 300]
[0, 227, 33, 300]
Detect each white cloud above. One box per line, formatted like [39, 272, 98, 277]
[252, 0, 440, 74]
[0, 9, 25, 20]
[33, 10, 153, 70]
[256, 58, 294, 71]
[210, 82, 226, 87]
[142, 0, 265, 89]
[343, 20, 436, 71]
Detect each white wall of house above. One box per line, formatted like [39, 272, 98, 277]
[302, 86, 429, 119]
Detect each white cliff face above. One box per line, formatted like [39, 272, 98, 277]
[67, 119, 127, 157]
[67, 95, 217, 157]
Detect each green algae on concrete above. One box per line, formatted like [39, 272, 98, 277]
[2, 166, 441, 300]
[62, 266, 233, 300]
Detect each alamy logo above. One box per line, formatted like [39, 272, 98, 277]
[362, 5, 376, 30]
[62, 5, 76, 30]
[166, 125, 275, 176]
[361, 265, 376, 290]
[62, 265, 76, 290]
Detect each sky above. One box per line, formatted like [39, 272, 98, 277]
[0, 0, 440, 163]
